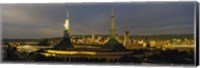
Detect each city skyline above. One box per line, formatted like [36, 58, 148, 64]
[1, 2, 195, 39]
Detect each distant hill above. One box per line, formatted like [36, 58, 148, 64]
[2, 39, 41, 43]
[131, 34, 194, 40]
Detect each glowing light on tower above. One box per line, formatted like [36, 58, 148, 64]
[64, 10, 69, 31]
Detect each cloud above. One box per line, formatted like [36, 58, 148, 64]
[1, 3, 195, 39]
[1, 4, 66, 38]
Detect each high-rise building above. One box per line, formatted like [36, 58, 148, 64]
[101, 8, 126, 51]
[123, 31, 131, 47]
[91, 34, 95, 43]
[52, 10, 74, 50]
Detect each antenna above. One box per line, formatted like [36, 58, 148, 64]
[66, 10, 69, 18]
[111, 8, 114, 16]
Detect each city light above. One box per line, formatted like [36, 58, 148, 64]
[46, 50, 96, 55]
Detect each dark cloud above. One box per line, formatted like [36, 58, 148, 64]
[1, 2, 195, 39]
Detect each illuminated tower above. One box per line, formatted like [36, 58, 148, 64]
[64, 10, 70, 37]
[101, 8, 126, 51]
[110, 8, 116, 38]
[52, 10, 74, 50]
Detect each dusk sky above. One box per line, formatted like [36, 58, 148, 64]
[1, 2, 195, 39]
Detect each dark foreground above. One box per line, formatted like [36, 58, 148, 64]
[2, 46, 195, 66]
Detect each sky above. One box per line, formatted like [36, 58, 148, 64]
[0, 2, 195, 39]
